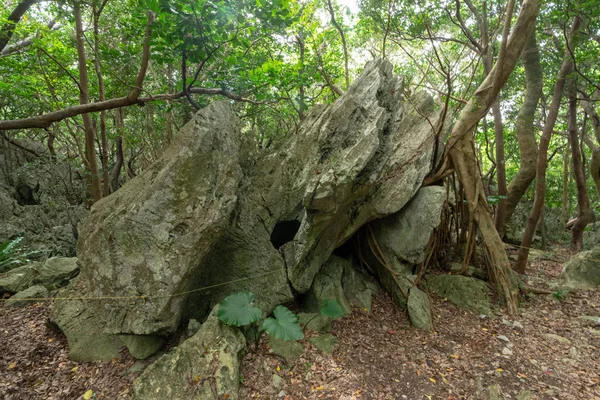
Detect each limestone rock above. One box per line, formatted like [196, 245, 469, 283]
[407, 287, 433, 330]
[0, 263, 39, 294]
[50, 102, 271, 360]
[561, 245, 600, 288]
[0, 257, 78, 294]
[268, 337, 304, 360]
[6, 285, 49, 307]
[309, 334, 338, 353]
[342, 262, 377, 311]
[50, 59, 444, 361]
[542, 333, 571, 345]
[132, 306, 246, 400]
[119, 335, 165, 360]
[426, 275, 492, 315]
[305, 255, 352, 314]
[299, 312, 331, 333]
[364, 186, 447, 305]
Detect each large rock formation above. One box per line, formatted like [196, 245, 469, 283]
[51, 59, 445, 361]
[0, 135, 86, 260]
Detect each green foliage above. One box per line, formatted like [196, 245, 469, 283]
[261, 305, 305, 341]
[0, 237, 44, 273]
[320, 299, 346, 319]
[217, 292, 262, 327]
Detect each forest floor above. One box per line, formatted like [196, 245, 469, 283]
[1, 246, 600, 400]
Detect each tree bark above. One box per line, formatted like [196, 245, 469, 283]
[515, 16, 581, 273]
[434, 0, 540, 313]
[568, 90, 594, 251]
[582, 95, 600, 197]
[503, 29, 543, 232]
[74, 4, 102, 203]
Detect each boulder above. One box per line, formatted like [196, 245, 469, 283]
[268, 337, 304, 360]
[6, 285, 49, 308]
[0, 257, 78, 295]
[426, 275, 492, 315]
[51, 59, 443, 361]
[305, 255, 352, 314]
[342, 261, 378, 311]
[50, 101, 271, 361]
[0, 263, 38, 294]
[560, 245, 600, 288]
[362, 186, 447, 305]
[119, 335, 165, 360]
[407, 287, 433, 330]
[132, 306, 246, 400]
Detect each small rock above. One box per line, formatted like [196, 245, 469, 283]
[590, 329, 600, 336]
[502, 346, 513, 356]
[497, 335, 510, 343]
[578, 315, 600, 325]
[487, 384, 502, 400]
[513, 321, 524, 330]
[569, 347, 578, 359]
[542, 333, 571, 344]
[187, 319, 202, 337]
[308, 334, 338, 354]
[268, 337, 304, 360]
[272, 374, 283, 389]
[5, 285, 49, 308]
[501, 319, 512, 327]
[516, 390, 534, 400]
[278, 390, 287, 398]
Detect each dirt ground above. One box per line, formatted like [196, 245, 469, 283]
[1, 247, 599, 400]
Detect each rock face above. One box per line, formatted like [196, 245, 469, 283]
[361, 186, 446, 308]
[51, 59, 443, 361]
[132, 306, 246, 400]
[560, 245, 600, 288]
[0, 257, 78, 294]
[0, 135, 87, 260]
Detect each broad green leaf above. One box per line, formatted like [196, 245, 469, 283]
[262, 305, 304, 341]
[320, 299, 346, 319]
[217, 292, 261, 327]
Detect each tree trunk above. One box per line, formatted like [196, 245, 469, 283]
[561, 140, 571, 225]
[326, 0, 349, 88]
[93, 5, 110, 197]
[436, 0, 540, 313]
[582, 93, 600, 198]
[493, 99, 507, 235]
[75, 4, 102, 203]
[515, 16, 581, 273]
[568, 90, 594, 251]
[110, 108, 125, 193]
[503, 29, 542, 232]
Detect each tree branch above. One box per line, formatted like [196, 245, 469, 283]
[0, 0, 38, 52]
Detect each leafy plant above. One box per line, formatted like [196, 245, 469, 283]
[217, 291, 345, 349]
[262, 305, 304, 341]
[0, 237, 48, 273]
[217, 292, 262, 327]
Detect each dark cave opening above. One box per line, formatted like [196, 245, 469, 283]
[270, 219, 301, 249]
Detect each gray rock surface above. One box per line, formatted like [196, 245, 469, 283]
[426, 275, 492, 315]
[0, 257, 78, 294]
[6, 284, 49, 307]
[50, 59, 443, 361]
[407, 287, 433, 330]
[132, 306, 246, 400]
[305, 255, 352, 314]
[560, 245, 600, 288]
[268, 337, 304, 360]
[363, 186, 447, 305]
[50, 102, 267, 361]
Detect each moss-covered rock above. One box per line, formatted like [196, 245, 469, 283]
[407, 287, 433, 330]
[5, 284, 48, 308]
[560, 245, 600, 289]
[426, 275, 492, 315]
[132, 306, 246, 400]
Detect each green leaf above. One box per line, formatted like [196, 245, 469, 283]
[217, 292, 262, 327]
[320, 299, 346, 319]
[262, 305, 304, 341]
